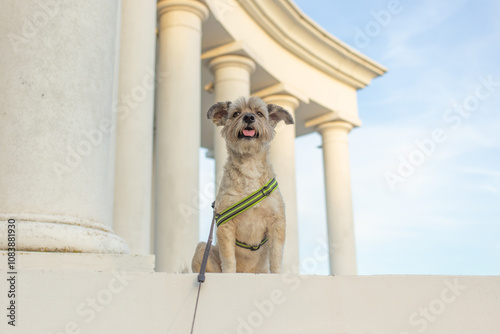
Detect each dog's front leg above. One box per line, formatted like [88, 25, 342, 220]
[216, 225, 237, 273]
[268, 221, 286, 273]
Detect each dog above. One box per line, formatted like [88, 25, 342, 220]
[192, 96, 294, 273]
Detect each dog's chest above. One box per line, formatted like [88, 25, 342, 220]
[233, 195, 277, 242]
[217, 161, 279, 244]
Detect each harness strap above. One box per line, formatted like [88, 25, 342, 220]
[215, 178, 278, 227]
[235, 237, 268, 251]
[214, 178, 277, 251]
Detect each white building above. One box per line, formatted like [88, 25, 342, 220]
[1, 1, 499, 333]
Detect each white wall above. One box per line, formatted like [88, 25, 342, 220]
[1, 253, 499, 334]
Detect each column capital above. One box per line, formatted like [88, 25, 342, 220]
[157, 0, 209, 21]
[254, 82, 309, 104]
[317, 120, 354, 134]
[208, 54, 256, 74]
[262, 94, 300, 111]
[305, 108, 361, 130]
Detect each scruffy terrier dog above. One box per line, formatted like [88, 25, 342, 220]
[192, 96, 294, 273]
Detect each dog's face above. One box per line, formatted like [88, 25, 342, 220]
[208, 97, 294, 155]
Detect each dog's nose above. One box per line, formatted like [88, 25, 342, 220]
[243, 114, 255, 124]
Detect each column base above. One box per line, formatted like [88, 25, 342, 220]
[0, 251, 153, 271]
[0, 214, 129, 254]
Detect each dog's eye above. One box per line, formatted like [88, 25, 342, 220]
[257, 112, 264, 117]
[233, 112, 240, 118]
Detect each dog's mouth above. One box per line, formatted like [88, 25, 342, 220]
[238, 127, 259, 140]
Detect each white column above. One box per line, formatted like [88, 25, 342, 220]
[208, 55, 256, 189]
[155, 0, 209, 272]
[264, 94, 300, 273]
[317, 121, 357, 275]
[113, 0, 157, 254]
[0, 0, 128, 253]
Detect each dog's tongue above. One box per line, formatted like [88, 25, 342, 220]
[243, 129, 256, 137]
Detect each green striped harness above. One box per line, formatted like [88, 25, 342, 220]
[214, 178, 278, 251]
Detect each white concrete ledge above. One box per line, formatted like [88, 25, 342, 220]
[1, 270, 498, 334]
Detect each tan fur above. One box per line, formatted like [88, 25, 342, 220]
[192, 96, 294, 273]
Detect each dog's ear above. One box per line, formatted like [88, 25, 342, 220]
[207, 101, 232, 126]
[267, 104, 294, 128]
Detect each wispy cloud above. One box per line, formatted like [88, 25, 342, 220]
[381, 0, 469, 62]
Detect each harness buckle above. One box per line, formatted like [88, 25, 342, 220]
[236, 237, 268, 251]
[261, 184, 273, 197]
[250, 244, 261, 251]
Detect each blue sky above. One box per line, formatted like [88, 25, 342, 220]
[200, 0, 500, 275]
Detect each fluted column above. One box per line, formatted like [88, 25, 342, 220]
[208, 55, 256, 189]
[113, 0, 157, 254]
[263, 94, 300, 273]
[0, 0, 128, 253]
[155, 0, 209, 272]
[317, 121, 357, 275]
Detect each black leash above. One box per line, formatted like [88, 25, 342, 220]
[190, 206, 217, 334]
[190, 179, 277, 333]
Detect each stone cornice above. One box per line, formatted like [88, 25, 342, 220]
[236, 0, 387, 89]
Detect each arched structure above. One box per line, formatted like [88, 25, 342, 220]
[153, 0, 386, 274]
[0, 0, 386, 275]
[1, 3, 498, 334]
